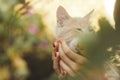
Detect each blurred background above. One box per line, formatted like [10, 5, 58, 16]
[0, 0, 120, 80]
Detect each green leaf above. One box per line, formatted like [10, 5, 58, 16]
[18, 0, 25, 3]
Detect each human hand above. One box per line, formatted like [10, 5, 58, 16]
[52, 40, 88, 77]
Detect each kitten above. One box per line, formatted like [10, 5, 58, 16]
[56, 6, 95, 55]
[55, 6, 119, 80]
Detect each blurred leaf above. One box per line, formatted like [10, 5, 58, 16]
[0, 11, 4, 23]
[81, 17, 120, 68]
[18, 0, 25, 3]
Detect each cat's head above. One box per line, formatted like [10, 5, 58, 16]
[56, 6, 93, 51]
[56, 6, 93, 39]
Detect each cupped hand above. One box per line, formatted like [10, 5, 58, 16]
[52, 40, 88, 77]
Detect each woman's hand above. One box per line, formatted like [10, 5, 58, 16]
[52, 40, 87, 77]
[52, 40, 108, 80]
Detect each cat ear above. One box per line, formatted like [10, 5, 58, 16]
[82, 10, 94, 22]
[57, 6, 70, 27]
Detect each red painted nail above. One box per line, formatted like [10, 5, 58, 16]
[55, 52, 57, 57]
[58, 40, 62, 44]
[55, 52, 59, 57]
[53, 42, 57, 48]
[54, 52, 57, 57]
[53, 42, 55, 48]
[57, 52, 59, 57]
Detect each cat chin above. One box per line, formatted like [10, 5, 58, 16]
[69, 38, 79, 52]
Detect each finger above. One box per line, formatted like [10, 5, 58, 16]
[61, 40, 87, 64]
[62, 70, 68, 77]
[53, 41, 59, 48]
[52, 42, 59, 60]
[53, 52, 61, 75]
[58, 67, 67, 78]
[52, 42, 56, 60]
[63, 71, 68, 77]
[59, 43, 79, 72]
[52, 49, 56, 60]
[53, 41, 59, 52]
[60, 60, 75, 77]
[52, 51, 65, 77]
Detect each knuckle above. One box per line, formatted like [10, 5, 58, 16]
[60, 52, 64, 58]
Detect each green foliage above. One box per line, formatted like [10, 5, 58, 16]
[78, 17, 120, 69]
[0, 0, 53, 80]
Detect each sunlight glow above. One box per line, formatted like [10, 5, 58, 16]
[104, 0, 115, 18]
[30, 0, 116, 34]
[104, 0, 115, 27]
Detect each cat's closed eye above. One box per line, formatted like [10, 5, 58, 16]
[76, 28, 82, 31]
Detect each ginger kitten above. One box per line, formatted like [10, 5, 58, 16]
[55, 6, 119, 80]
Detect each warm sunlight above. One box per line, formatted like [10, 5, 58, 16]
[104, 0, 115, 27]
[1, 0, 120, 80]
[30, 0, 116, 33]
[104, 0, 115, 18]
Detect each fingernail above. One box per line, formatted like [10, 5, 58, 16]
[61, 70, 67, 76]
[54, 46, 58, 52]
[55, 52, 58, 57]
[53, 42, 57, 48]
[53, 42, 55, 48]
[55, 52, 59, 57]
[58, 40, 62, 44]
[56, 47, 59, 52]
[63, 71, 67, 75]
[54, 52, 56, 57]
[60, 69, 63, 74]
